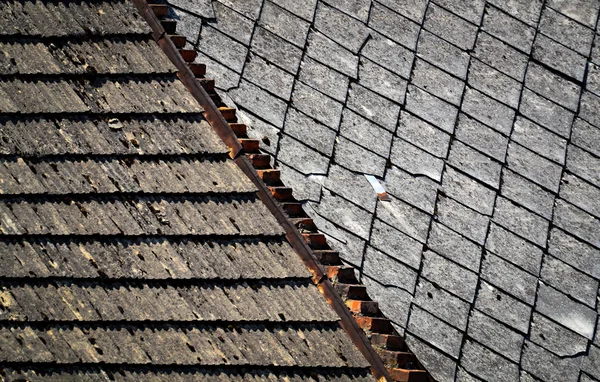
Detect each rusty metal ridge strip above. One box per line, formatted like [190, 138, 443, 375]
[130, 1, 392, 380]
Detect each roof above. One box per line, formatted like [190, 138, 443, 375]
[168, 0, 600, 381]
[0, 0, 376, 380]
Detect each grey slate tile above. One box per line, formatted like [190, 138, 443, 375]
[377, 194, 431, 242]
[448, 140, 502, 188]
[428, 221, 483, 272]
[230, 80, 288, 127]
[501, 169, 555, 220]
[283, 107, 337, 156]
[390, 138, 445, 182]
[569, 119, 600, 157]
[461, 339, 520, 382]
[305, 31, 359, 78]
[406, 334, 458, 382]
[487, 0, 543, 26]
[560, 172, 600, 218]
[493, 196, 550, 247]
[442, 166, 496, 216]
[486, 222, 543, 275]
[530, 312, 588, 357]
[411, 59, 465, 106]
[241, 111, 281, 155]
[482, 6, 536, 53]
[358, 58, 408, 103]
[362, 276, 413, 328]
[566, 144, 600, 186]
[549, 228, 600, 279]
[468, 59, 522, 108]
[310, 211, 367, 265]
[171, 8, 203, 46]
[333, 136, 387, 176]
[547, 0, 600, 28]
[424, 4, 478, 50]
[369, 1, 420, 50]
[251, 27, 303, 74]
[196, 52, 241, 90]
[532, 34, 587, 81]
[437, 195, 490, 245]
[324, 164, 378, 212]
[417, 30, 470, 79]
[313, 189, 372, 239]
[298, 56, 349, 102]
[278, 163, 321, 201]
[362, 32, 415, 78]
[455, 113, 509, 161]
[520, 89, 574, 138]
[314, 2, 369, 53]
[346, 83, 401, 131]
[398, 111, 451, 158]
[580, 91, 600, 130]
[377, 0, 428, 23]
[506, 142, 563, 192]
[475, 281, 532, 333]
[405, 85, 458, 133]
[259, 0, 311, 47]
[521, 340, 583, 382]
[326, 0, 371, 22]
[197, 25, 248, 72]
[243, 53, 295, 99]
[467, 310, 524, 363]
[277, 134, 329, 175]
[218, 0, 262, 19]
[541, 254, 598, 308]
[271, 0, 317, 20]
[586, 63, 600, 98]
[554, 198, 600, 247]
[370, 218, 423, 269]
[461, 87, 515, 135]
[539, 7, 595, 56]
[408, 305, 464, 358]
[291, 81, 343, 129]
[363, 246, 418, 291]
[434, 0, 485, 24]
[383, 165, 438, 214]
[481, 252, 538, 305]
[511, 116, 568, 165]
[421, 250, 479, 302]
[212, 1, 254, 45]
[473, 32, 529, 81]
[414, 278, 471, 331]
[582, 345, 600, 381]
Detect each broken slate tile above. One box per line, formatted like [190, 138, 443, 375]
[390, 138, 445, 182]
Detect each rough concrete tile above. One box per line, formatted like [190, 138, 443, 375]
[468, 59, 522, 108]
[442, 166, 496, 216]
[526, 64, 581, 113]
[533, 34, 587, 81]
[475, 281, 532, 333]
[314, 2, 369, 53]
[391, 138, 444, 182]
[405, 85, 458, 133]
[536, 283, 596, 339]
[291, 81, 343, 129]
[417, 30, 470, 79]
[554, 198, 600, 247]
[547, 0, 600, 28]
[369, 1, 420, 50]
[462, 87, 515, 135]
[299, 56, 349, 102]
[566, 144, 600, 186]
[455, 114, 508, 161]
[482, 252, 538, 305]
[324, 164, 377, 212]
[493, 196, 549, 247]
[482, 6, 536, 53]
[487, 0, 543, 26]
[580, 91, 600, 130]
[560, 172, 600, 218]
[305, 31, 359, 78]
[473, 32, 529, 81]
[363, 246, 418, 290]
[434, 0, 485, 24]
[539, 7, 595, 56]
[461, 339, 520, 382]
[425, 4, 478, 51]
[542, 255, 598, 308]
[341, 108, 393, 158]
[511, 116, 567, 164]
[251, 26, 303, 74]
[383, 165, 438, 214]
[334, 136, 387, 176]
[313, 189, 372, 239]
[422, 250, 478, 302]
[358, 58, 408, 103]
[271, 0, 317, 20]
[408, 305, 464, 358]
[243, 53, 294, 99]
[486, 223, 543, 276]
[229, 80, 287, 127]
[371, 218, 423, 269]
[437, 195, 490, 245]
[362, 276, 413, 327]
[506, 142, 563, 192]
[571, 118, 600, 157]
[362, 32, 415, 78]
[346, 84, 401, 131]
[468, 310, 524, 362]
[284, 107, 336, 156]
[310, 210, 366, 265]
[519, 89, 574, 139]
[377, 0, 428, 23]
[277, 134, 329, 174]
[530, 313, 587, 357]
[411, 59, 465, 106]
[218, 0, 262, 19]
[277, 162, 321, 201]
[428, 221, 483, 272]
[198, 25, 248, 72]
[398, 112, 451, 158]
[549, 228, 600, 279]
[501, 169, 555, 220]
[212, 1, 254, 45]
[377, 194, 431, 242]
[196, 52, 241, 89]
[521, 340, 582, 382]
[414, 278, 471, 331]
[448, 140, 502, 188]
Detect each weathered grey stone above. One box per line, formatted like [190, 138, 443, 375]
[271, 0, 317, 20]
[218, 0, 261, 19]
[283, 107, 336, 156]
[566, 144, 600, 186]
[298, 56, 349, 102]
[312, 189, 372, 239]
[398, 111, 451, 158]
[506, 142, 563, 192]
[475, 281, 532, 333]
[198, 25, 248, 72]
[390, 138, 445, 182]
[324, 164, 377, 212]
[526, 64, 580, 113]
[309, 209, 366, 265]
[368, 1, 420, 50]
[362, 32, 415, 78]
[434, 0, 485, 24]
[482, 6, 536, 53]
[468, 59, 522, 108]
[538, 7, 595, 56]
[448, 140, 502, 188]
[211, 1, 254, 44]
[437, 195, 490, 245]
[519, 89, 574, 138]
[582, 345, 600, 380]
[455, 113, 508, 161]
[501, 169, 555, 220]
[346, 84, 401, 131]
[467, 309, 524, 362]
[358, 58, 408, 103]
[240, 109, 281, 155]
[580, 91, 600, 130]
[461, 87, 515, 135]
[171, 8, 203, 46]
[571, 118, 600, 157]
[488, 0, 543, 26]
[486, 223, 543, 275]
[493, 197, 549, 247]
[428, 221, 483, 272]
[547, 0, 600, 28]
[411, 59, 465, 106]
[314, 2, 369, 53]
[406, 335, 457, 382]
[511, 116, 567, 164]
[541, 254, 598, 308]
[553, 199, 600, 247]
[456, 368, 481, 382]
[324, 0, 371, 21]
[530, 312, 588, 357]
[277, 162, 321, 201]
[408, 305, 464, 358]
[536, 282, 596, 339]
[422, 250, 478, 302]
[196, 51, 240, 89]
[560, 172, 600, 218]
[405, 85, 458, 133]
[481, 252, 538, 305]
[291, 81, 343, 129]
[532, 34, 587, 81]
[169, 0, 213, 18]
[586, 63, 600, 99]
[521, 340, 583, 382]
[362, 275, 413, 327]
[363, 246, 418, 291]
[424, 4, 478, 50]
[377, 0, 428, 23]
[370, 218, 423, 269]
[414, 278, 471, 330]
[243, 53, 294, 99]
[377, 194, 431, 243]
[417, 30, 470, 79]
[333, 136, 387, 176]
[473, 32, 529, 81]
[251, 26, 303, 74]
[277, 134, 329, 175]
[229, 80, 287, 127]
[442, 166, 496, 216]
[305, 30, 358, 78]
[383, 165, 438, 214]
[549, 228, 600, 279]
[461, 339, 519, 382]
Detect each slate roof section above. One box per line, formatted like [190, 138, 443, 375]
[0, 0, 375, 380]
